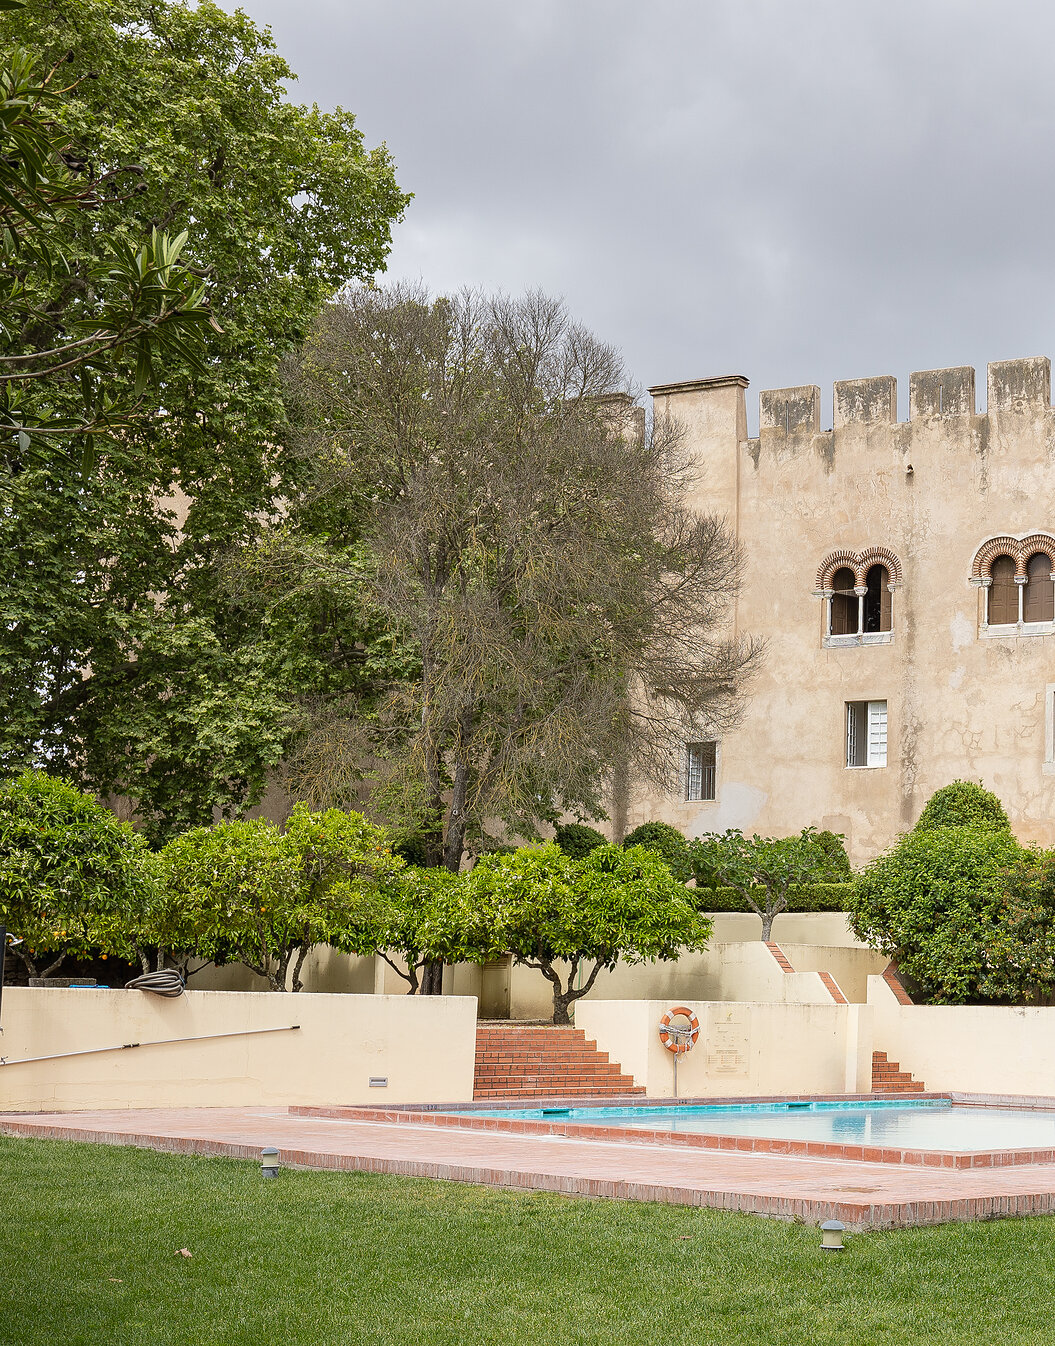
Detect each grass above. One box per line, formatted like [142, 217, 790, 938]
[4, 1135, 1055, 1345]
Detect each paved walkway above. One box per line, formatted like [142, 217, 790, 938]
[6, 1106, 1055, 1229]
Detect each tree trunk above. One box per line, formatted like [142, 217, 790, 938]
[420, 959, 444, 995]
[291, 944, 310, 992]
[542, 958, 606, 1025]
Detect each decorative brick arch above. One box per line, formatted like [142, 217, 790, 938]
[816, 547, 903, 592]
[971, 533, 1055, 583]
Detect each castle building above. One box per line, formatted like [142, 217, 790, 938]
[629, 357, 1055, 865]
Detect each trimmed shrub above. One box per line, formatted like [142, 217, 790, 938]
[812, 830, 852, 878]
[553, 822, 608, 859]
[622, 821, 691, 882]
[914, 781, 1011, 834]
[848, 825, 1026, 1002]
[698, 882, 851, 914]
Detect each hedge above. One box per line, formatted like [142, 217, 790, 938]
[696, 882, 851, 914]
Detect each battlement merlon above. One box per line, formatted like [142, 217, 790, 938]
[760, 386, 821, 436]
[988, 357, 1051, 411]
[754, 358, 1052, 434]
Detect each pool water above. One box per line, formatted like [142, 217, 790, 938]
[450, 1100, 1055, 1153]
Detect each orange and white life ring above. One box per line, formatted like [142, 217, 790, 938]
[659, 1006, 700, 1054]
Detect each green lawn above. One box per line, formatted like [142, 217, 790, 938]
[3, 1135, 1055, 1345]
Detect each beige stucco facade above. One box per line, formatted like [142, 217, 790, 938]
[628, 357, 1055, 864]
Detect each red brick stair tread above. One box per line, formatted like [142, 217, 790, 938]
[474, 1023, 640, 1100]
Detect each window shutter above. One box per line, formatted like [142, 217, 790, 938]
[988, 556, 1017, 624]
[830, 567, 858, 635]
[685, 742, 717, 801]
[867, 701, 888, 767]
[1023, 552, 1054, 623]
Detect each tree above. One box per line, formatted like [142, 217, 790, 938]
[341, 864, 473, 994]
[688, 827, 844, 940]
[622, 821, 691, 882]
[848, 825, 1027, 1003]
[154, 805, 404, 991]
[0, 0, 409, 840]
[914, 781, 1011, 834]
[1, 43, 216, 455]
[0, 769, 155, 979]
[461, 843, 712, 1024]
[553, 822, 608, 859]
[274, 284, 759, 889]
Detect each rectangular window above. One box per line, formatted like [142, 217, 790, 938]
[846, 700, 887, 768]
[685, 741, 717, 801]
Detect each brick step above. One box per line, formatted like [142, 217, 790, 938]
[474, 1088, 646, 1099]
[476, 1049, 616, 1061]
[474, 1023, 639, 1100]
[475, 1057, 621, 1070]
[475, 1071, 635, 1084]
[871, 1049, 926, 1093]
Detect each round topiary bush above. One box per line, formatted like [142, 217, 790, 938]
[914, 781, 1010, 834]
[622, 821, 691, 882]
[848, 825, 1025, 1002]
[554, 822, 608, 859]
[811, 829, 852, 878]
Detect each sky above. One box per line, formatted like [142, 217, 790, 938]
[227, 0, 1055, 432]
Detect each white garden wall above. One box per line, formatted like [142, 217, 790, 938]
[0, 987, 477, 1113]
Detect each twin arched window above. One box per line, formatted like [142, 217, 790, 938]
[818, 549, 901, 643]
[971, 536, 1055, 629]
[829, 564, 892, 636]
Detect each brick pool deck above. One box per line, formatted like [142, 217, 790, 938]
[7, 1102, 1055, 1229]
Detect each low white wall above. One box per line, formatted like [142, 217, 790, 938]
[707, 912, 864, 947]
[506, 941, 879, 1020]
[574, 999, 873, 1098]
[779, 945, 887, 1003]
[868, 975, 1055, 1095]
[0, 987, 477, 1113]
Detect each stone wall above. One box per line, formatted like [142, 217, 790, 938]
[633, 358, 1055, 863]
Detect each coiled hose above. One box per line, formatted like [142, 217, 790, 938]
[125, 969, 185, 997]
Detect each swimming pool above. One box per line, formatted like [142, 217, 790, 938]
[448, 1099, 1055, 1154]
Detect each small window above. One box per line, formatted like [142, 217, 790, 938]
[987, 555, 1017, 625]
[685, 741, 717, 801]
[829, 567, 858, 636]
[863, 564, 892, 632]
[1023, 552, 1054, 623]
[846, 700, 887, 768]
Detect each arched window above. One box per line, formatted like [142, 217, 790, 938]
[1023, 552, 1055, 623]
[863, 564, 892, 633]
[829, 567, 858, 636]
[987, 555, 1017, 625]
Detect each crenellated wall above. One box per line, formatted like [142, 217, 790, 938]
[637, 358, 1055, 863]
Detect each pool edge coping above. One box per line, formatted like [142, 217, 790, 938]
[290, 1093, 1055, 1170]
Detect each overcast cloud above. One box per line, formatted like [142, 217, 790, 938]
[226, 0, 1055, 430]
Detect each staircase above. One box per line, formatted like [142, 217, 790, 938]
[871, 1050, 926, 1094]
[474, 1023, 644, 1100]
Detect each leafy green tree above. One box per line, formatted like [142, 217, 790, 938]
[622, 821, 691, 882]
[0, 770, 156, 978]
[339, 865, 473, 995]
[0, 44, 215, 454]
[553, 822, 608, 860]
[0, 0, 409, 839]
[461, 843, 712, 1024]
[688, 827, 844, 939]
[154, 806, 403, 991]
[848, 826, 1027, 1003]
[914, 781, 1011, 834]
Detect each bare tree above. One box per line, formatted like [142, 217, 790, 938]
[272, 284, 760, 987]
